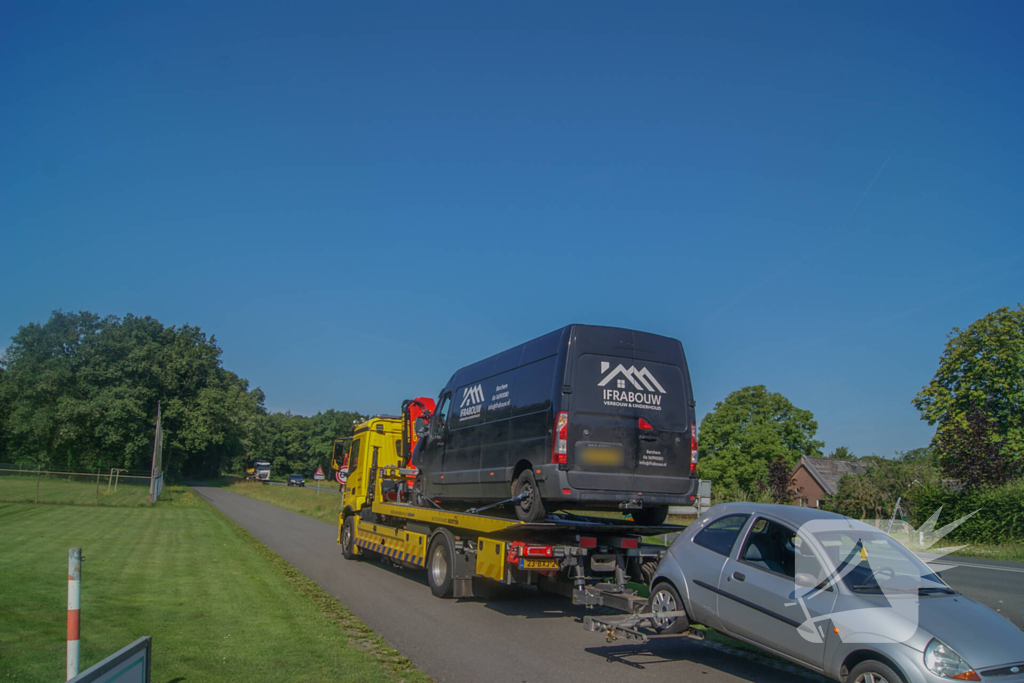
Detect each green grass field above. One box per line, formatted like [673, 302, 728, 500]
[0, 487, 429, 683]
[0, 472, 151, 506]
[216, 478, 343, 525]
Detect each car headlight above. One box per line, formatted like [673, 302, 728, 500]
[923, 638, 980, 681]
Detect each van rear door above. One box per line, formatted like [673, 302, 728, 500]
[567, 352, 693, 494]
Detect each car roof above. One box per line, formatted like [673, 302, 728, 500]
[704, 502, 870, 529]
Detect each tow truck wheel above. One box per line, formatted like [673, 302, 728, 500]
[512, 469, 546, 523]
[341, 515, 358, 561]
[649, 581, 689, 634]
[631, 506, 669, 527]
[427, 534, 455, 598]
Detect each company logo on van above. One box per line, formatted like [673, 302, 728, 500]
[598, 362, 665, 412]
[598, 362, 666, 393]
[458, 384, 485, 420]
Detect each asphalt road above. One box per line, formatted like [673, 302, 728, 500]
[194, 484, 827, 683]
[927, 556, 1024, 628]
[193, 485, 1024, 683]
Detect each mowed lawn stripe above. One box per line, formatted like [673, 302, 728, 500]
[0, 489, 429, 683]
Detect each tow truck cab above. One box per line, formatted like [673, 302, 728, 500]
[335, 416, 405, 516]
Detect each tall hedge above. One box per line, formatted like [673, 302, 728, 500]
[912, 481, 1024, 544]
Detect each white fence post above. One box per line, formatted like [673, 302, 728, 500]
[67, 548, 82, 680]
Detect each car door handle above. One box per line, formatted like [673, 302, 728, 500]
[732, 572, 746, 582]
[639, 435, 657, 442]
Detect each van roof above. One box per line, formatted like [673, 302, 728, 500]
[447, 324, 685, 390]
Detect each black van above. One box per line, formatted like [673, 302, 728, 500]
[414, 325, 699, 524]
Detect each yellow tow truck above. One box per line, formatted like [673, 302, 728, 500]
[331, 405, 686, 610]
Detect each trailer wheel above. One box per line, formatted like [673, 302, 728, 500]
[427, 534, 455, 598]
[649, 581, 689, 634]
[512, 469, 546, 523]
[341, 515, 359, 560]
[631, 506, 669, 527]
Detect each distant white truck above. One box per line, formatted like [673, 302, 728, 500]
[253, 460, 271, 483]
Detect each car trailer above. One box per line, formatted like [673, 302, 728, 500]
[338, 447, 689, 607]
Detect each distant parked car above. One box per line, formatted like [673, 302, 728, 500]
[649, 503, 1024, 683]
[287, 474, 305, 487]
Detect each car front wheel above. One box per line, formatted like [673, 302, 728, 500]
[847, 660, 905, 683]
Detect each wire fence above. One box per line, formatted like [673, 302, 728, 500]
[0, 465, 155, 507]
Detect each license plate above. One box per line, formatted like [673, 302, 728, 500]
[522, 559, 560, 570]
[580, 446, 624, 466]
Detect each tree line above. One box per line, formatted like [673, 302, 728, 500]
[2, 305, 1020, 500]
[0, 311, 364, 478]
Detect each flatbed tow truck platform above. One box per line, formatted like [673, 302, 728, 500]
[338, 447, 688, 612]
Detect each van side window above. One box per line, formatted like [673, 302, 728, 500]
[512, 356, 556, 416]
[693, 514, 750, 557]
[430, 394, 450, 439]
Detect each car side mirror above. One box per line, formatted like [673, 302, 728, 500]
[795, 572, 819, 588]
[414, 416, 428, 438]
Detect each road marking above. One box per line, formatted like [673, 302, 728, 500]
[931, 561, 1024, 574]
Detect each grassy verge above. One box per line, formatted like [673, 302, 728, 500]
[0, 473, 150, 506]
[0, 487, 429, 683]
[943, 544, 1024, 563]
[212, 478, 342, 524]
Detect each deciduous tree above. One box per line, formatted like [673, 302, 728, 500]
[913, 304, 1024, 477]
[696, 385, 823, 494]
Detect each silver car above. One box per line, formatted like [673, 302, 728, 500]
[649, 503, 1024, 683]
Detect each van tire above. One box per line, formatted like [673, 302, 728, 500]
[427, 534, 455, 598]
[631, 506, 669, 526]
[412, 473, 428, 507]
[512, 469, 547, 522]
[341, 515, 358, 560]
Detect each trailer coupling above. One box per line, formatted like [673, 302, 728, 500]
[583, 611, 705, 645]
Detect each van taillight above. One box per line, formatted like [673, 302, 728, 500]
[638, 417, 653, 430]
[552, 411, 568, 465]
[690, 423, 699, 475]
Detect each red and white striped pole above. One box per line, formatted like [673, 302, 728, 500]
[67, 548, 81, 680]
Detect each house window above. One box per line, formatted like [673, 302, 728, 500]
[800, 497, 808, 507]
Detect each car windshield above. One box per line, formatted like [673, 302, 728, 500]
[813, 529, 949, 594]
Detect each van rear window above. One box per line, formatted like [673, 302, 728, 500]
[573, 354, 690, 430]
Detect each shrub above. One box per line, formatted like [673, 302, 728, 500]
[912, 480, 1024, 545]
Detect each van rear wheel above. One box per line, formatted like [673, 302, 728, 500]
[631, 506, 669, 526]
[512, 469, 546, 522]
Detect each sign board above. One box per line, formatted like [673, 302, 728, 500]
[313, 466, 325, 481]
[70, 636, 150, 683]
[335, 469, 347, 485]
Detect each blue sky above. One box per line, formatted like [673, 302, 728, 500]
[3, 2, 1022, 457]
